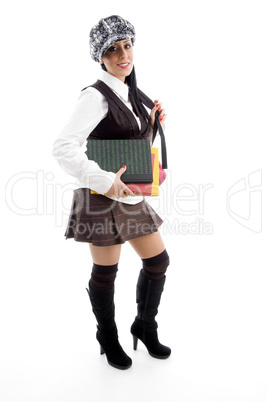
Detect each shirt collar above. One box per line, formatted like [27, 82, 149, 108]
[99, 70, 129, 103]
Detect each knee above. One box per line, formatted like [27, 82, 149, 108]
[90, 262, 118, 290]
[141, 249, 170, 280]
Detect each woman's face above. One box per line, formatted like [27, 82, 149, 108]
[100, 39, 133, 82]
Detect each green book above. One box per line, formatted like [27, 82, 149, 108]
[86, 139, 153, 183]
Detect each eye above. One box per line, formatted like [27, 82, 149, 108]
[107, 46, 117, 52]
[125, 43, 131, 49]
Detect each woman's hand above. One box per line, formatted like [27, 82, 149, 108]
[150, 99, 167, 131]
[107, 165, 135, 199]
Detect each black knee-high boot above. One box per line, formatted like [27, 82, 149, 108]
[130, 255, 171, 359]
[86, 273, 132, 370]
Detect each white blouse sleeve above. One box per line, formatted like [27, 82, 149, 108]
[52, 87, 116, 194]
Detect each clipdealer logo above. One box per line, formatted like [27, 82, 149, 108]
[5, 170, 214, 235]
[226, 169, 262, 233]
[4, 169, 263, 235]
[5, 171, 75, 227]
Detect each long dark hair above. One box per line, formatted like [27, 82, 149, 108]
[101, 63, 150, 125]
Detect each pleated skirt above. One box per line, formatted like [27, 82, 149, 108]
[64, 188, 163, 246]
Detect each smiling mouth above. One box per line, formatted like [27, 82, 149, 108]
[117, 63, 130, 69]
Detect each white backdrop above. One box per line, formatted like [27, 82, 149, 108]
[1, 1, 267, 401]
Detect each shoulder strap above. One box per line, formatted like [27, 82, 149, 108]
[137, 88, 168, 169]
[137, 88, 154, 109]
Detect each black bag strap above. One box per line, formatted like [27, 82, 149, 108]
[137, 88, 168, 169]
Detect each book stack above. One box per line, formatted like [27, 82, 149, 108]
[86, 139, 159, 196]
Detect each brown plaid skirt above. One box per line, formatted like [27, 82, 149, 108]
[65, 189, 163, 246]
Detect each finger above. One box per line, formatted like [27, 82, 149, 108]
[156, 102, 163, 111]
[119, 190, 128, 198]
[122, 185, 135, 197]
[155, 103, 163, 120]
[115, 166, 136, 197]
[117, 183, 135, 198]
[151, 100, 160, 116]
[159, 112, 167, 122]
[116, 165, 127, 179]
[150, 105, 157, 118]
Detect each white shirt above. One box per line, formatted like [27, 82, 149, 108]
[52, 70, 144, 205]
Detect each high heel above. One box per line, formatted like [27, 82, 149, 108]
[86, 284, 132, 370]
[96, 330, 132, 370]
[133, 335, 138, 350]
[131, 319, 171, 359]
[130, 271, 171, 359]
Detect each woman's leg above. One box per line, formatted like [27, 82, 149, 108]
[128, 231, 165, 259]
[129, 231, 169, 280]
[129, 232, 171, 359]
[86, 243, 132, 370]
[89, 243, 122, 265]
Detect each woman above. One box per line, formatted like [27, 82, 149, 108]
[52, 15, 171, 370]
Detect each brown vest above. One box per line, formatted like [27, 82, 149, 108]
[81, 80, 151, 141]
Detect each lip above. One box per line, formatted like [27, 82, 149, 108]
[117, 62, 130, 69]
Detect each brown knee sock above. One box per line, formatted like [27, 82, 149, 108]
[89, 263, 118, 291]
[141, 250, 169, 280]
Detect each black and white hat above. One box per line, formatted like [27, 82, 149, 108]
[89, 15, 136, 62]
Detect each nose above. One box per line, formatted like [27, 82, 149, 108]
[119, 47, 128, 59]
